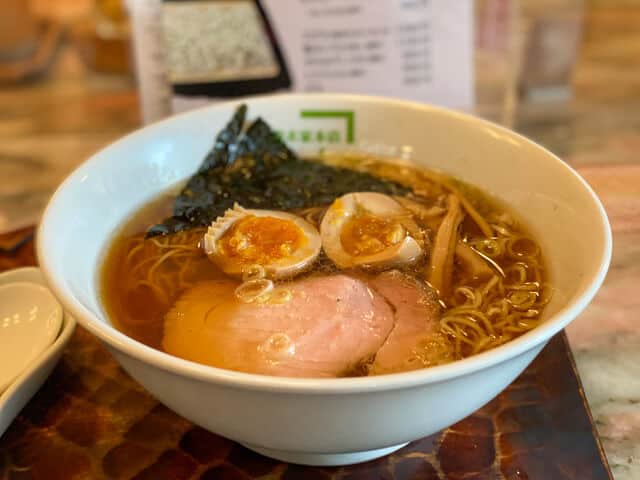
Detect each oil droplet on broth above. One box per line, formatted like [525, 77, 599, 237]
[259, 333, 296, 359]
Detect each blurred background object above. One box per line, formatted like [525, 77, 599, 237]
[125, 0, 172, 123]
[30, 0, 94, 23]
[0, 0, 136, 235]
[519, 0, 584, 103]
[0, 2, 39, 56]
[1, 0, 132, 82]
[475, 0, 584, 126]
[0, 0, 64, 83]
[475, 0, 520, 126]
[71, 0, 132, 74]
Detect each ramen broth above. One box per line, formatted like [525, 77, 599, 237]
[101, 154, 550, 377]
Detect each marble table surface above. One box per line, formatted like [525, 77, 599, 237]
[0, 3, 639, 479]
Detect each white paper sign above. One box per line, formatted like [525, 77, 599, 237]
[261, 0, 474, 108]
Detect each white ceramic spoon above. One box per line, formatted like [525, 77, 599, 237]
[0, 267, 76, 438]
[0, 282, 62, 393]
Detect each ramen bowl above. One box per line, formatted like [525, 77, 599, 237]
[38, 94, 611, 466]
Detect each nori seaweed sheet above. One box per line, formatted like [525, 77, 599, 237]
[147, 105, 409, 237]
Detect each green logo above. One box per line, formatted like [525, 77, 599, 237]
[275, 110, 355, 144]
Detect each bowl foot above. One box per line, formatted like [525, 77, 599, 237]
[241, 442, 409, 466]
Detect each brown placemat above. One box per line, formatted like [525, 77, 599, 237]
[0, 229, 613, 479]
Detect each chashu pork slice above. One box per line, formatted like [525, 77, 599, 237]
[163, 275, 394, 378]
[367, 270, 443, 375]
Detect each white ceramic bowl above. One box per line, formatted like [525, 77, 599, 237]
[38, 94, 611, 466]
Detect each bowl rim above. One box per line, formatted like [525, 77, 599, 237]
[37, 92, 612, 394]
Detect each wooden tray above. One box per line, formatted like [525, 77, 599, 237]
[0, 229, 613, 479]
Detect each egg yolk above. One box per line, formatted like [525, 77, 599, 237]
[217, 215, 305, 266]
[341, 214, 406, 256]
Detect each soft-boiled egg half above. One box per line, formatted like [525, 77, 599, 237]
[320, 192, 424, 269]
[203, 205, 321, 279]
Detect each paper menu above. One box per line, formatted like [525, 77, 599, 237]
[261, 0, 473, 108]
[126, 0, 474, 123]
